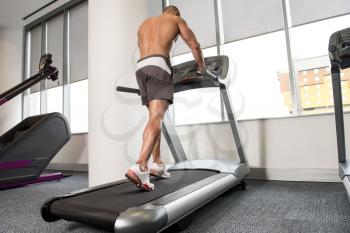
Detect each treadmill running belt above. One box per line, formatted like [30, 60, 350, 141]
[49, 170, 217, 230]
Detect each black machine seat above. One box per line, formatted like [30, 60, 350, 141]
[0, 112, 71, 185]
[0, 115, 44, 146]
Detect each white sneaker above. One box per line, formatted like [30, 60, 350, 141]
[125, 164, 154, 191]
[149, 162, 171, 179]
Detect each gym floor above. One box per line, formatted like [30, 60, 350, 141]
[1, 172, 350, 233]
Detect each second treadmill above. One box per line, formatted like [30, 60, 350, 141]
[329, 27, 350, 201]
[41, 55, 249, 233]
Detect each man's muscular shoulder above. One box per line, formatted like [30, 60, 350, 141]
[166, 14, 183, 26]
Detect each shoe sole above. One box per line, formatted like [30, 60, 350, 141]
[125, 170, 153, 191]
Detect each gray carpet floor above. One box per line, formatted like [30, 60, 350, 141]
[1, 172, 350, 233]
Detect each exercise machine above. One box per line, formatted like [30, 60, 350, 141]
[329, 27, 350, 201]
[0, 54, 71, 189]
[41, 55, 249, 232]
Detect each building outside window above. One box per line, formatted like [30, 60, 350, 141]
[285, 14, 350, 114]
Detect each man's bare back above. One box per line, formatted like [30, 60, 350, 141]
[138, 9, 204, 69]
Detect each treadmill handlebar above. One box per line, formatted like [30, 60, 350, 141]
[116, 69, 221, 95]
[115, 69, 222, 96]
[116, 86, 141, 95]
[204, 69, 219, 80]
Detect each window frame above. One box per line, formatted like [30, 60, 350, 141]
[161, 0, 350, 124]
[22, 0, 88, 134]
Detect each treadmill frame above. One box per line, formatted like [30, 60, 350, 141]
[42, 55, 249, 233]
[329, 27, 350, 201]
[163, 56, 248, 164]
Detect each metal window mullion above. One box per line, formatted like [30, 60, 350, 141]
[214, 0, 224, 55]
[22, 30, 31, 119]
[282, 0, 301, 115]
[214, 0, 226, 121]
[162, 0, 174, 122]
[40, 21, 48, 114]
[162, 0, 170, 9]
[63, 9, 70, 122]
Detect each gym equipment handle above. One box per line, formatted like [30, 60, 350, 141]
[0, 66, 58, 106]
[116, 86, 140, 95]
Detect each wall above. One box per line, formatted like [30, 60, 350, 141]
[88, 0, 148, 186]
[171, 113, 343, 182]
[48, 133, 88, 171]
[0, 28, 22, 135]
[87, 87, 343, 185]
[50, 112, 343, 183]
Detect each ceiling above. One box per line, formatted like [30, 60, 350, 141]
[0, 0, 52, 29]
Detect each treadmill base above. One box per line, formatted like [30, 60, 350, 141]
[0, 172, 65, 190]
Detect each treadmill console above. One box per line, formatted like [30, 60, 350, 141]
[329, 27, 350, 69]
[172, 55, 229, 85]
[116, 55, 230, 94]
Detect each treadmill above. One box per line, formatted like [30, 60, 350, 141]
[329, 27, 350, 201]
[41, 55, 249, 233]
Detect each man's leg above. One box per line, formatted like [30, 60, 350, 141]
[146, 105, 161, 164]
[137, 100, 169, 170]
[152, 136, 162, 164]
[149, 134, 171, 178]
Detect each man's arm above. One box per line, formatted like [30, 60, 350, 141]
[177, 18, 205, 70]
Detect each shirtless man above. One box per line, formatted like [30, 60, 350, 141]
[125, 5, 205, 191]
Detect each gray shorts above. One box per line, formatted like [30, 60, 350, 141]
[136, 55, 173, 106]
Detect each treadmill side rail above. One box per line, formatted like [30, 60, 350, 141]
[113, 173, 239, 233]
[163, 173, 238, 226]
[114, 206, 167, 233]
[343, 176, 350, 202]
[339, 161, 350, 179]
[168, 159, 249, 177]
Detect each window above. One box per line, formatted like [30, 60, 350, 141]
[47, 86, 63, 113]
[223, 31, 290, 119]
[166, 0, 291, 123]
[149, 1, 350, 122]
[70, 80, 88, 133]
[221, 0, 284, 43]
[288, 0, 350, 27]
[290, 14, 350, 114]
[170, 0, 217, 56]
[23, 0, 88, 133]
[28, 92, 40, 116]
